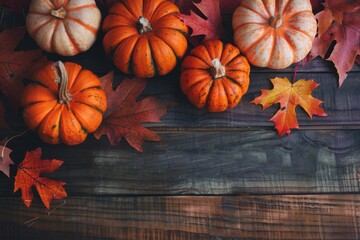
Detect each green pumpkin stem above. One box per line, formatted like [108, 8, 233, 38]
[52, 61, 72, 104]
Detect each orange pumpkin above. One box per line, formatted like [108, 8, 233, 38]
[102, 0, 188, 78]
[232, 0, 317, 69]
[21, 61, 107, 145]
[26, 0, 101, 56]
[180, 40, 251, 112]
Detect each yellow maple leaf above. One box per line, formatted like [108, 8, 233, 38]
[251, 77, 327, 136]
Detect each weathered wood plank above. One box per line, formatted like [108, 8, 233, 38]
[143, 71, 360, 128]
[0, 195, 359, 240]
[1, 130, 360, 196]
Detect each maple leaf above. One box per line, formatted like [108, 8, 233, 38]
[0, 26, 48, 108]
[308, 0, 360, 86]
[94, 72, 172, 152]
[14, 148, 67, 209]
[251, 77, 327, 136]
[177, 0, 223, 43]
[0, 138, 13, 177]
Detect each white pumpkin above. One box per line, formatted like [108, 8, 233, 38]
[232, 0, 317, 69]
[26, 0, 101, 56]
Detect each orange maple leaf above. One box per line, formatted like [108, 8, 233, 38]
[14, 148, 67, 209]
[251, 77, 327, 136]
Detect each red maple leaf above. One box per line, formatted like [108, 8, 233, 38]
[0, 27, 48, 109]
[252, 77, 327, 136]
[14, 148, 67, 209]
[94, 73, 172, 152]
[0, 138, 13, 178]
[177, 0, 223, 43]
[308, 0, 360, 86]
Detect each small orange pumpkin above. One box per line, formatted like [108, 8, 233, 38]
[232, 0, 317, 69]
[26, 0, 101, 56]
[102, 0, 188, 78]
[180, 40, 251, 112]
[21, 61, 107, 145]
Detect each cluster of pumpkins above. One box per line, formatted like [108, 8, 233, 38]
[21, 0, 317, 145]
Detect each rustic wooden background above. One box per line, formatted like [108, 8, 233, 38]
[1, 3, 360, 240]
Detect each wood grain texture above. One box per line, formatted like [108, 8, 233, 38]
[1, 129, 360, 196]
[0, 195, 359, 240]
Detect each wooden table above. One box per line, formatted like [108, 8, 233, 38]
[1, 11, 360, 240]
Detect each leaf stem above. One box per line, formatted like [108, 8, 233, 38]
[1, 129, 29, 158]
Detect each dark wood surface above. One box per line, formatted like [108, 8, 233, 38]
[1, 5, 360, 240]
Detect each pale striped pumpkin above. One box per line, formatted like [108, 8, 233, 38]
[26, 0, 101, 56]
[232, 0, 317, 69]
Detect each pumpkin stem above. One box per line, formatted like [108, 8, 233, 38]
[137, 16, 152, 34]
[210, 59, 226, 79]
[51, 61, 72, 104]
[269, 14, 282, 28]
[51, 7, 67, 19]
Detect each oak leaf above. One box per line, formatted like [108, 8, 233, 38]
[14, 148, 67, 209]
[177, 0, 223, 43]
[0, 138, 13, 178]
[0, 26, 48, 108]
[94, 72, 171, 152]
[251, 77, 327, 136]
[308, 0, 360, 86]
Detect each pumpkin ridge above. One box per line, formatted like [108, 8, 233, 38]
[28, 17, 53, 38]
[74, 100, 105, 114]
[121, 1, 141, 21]
[240, 5, 269, 21]
[44, 0, 54, 8]
[261, 0, 273, 18]
[147, 37, 159, 76]
[268, 30, 277, 66]
[242, 29, 268, 53]
[50, 21, 60, 52]
[66, 3, 97, 12]
[280, 0, 292, 16]
[183, 56, 212, 69]
[62, 23, 81, 53]
[151, 11, 180, 24]
[287, 23, 314, 40]
[71, 86, 102, 98]
[23, 99, 57, 108]
[221, 78, 242, 106]
[58, 106, 87, 144]
[224, 73, 247, 89]
[30, 81, 56, 93]
[66, 15, 98, 34]
[280, 31, 296, 62]
[149, 33, 178, 75]
[185, 72, 212, 92]
[283, 10, 314, 23]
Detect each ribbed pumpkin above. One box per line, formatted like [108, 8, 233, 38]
[21, 61, 107, 145]
[232, 0, 317, 69]
[102, 0, 188, 78]
[26, 0, 101, 56]
[180, 40, 251, 112]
